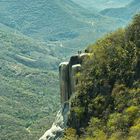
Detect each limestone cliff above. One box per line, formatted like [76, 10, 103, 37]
[59, 53, 90, 104]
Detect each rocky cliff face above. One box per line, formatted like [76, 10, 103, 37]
[59, 53, 90, 104]
[39, 103, 69, 140]
[39, 53, 90, 140]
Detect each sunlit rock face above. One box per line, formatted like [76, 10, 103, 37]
[39, 103, 69, 140]
[59, 53, 90, 104]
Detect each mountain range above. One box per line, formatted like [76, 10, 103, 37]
[0, 0, 130, 57]
[73, 0, 132, 11]
[0, 0, 140, 139]
[101, 0, 140, 20]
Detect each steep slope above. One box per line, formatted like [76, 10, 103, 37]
[0, 24, 61, 140]
[100, 0, 140, 20]
[62, 14, 140, 140]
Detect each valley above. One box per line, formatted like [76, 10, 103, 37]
[0, 0, 140, 139]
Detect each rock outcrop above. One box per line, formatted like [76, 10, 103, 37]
[59, 62, 69, 104]
[59, 53, 90, 104]
[40, 53, 90, 140]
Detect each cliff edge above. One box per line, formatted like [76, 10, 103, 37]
[61, 14, 140, 140]
[59, 53, 90, 104]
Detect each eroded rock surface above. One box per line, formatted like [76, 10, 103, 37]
[59, 53, 90, 104]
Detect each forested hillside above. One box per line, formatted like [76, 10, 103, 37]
[0, 24, 60, 139]
[63, 14, 140, 140]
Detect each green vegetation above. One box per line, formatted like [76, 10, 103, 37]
[0, 1, 139, 139]
[63, 14, 140, 140]
[101, 0, 140, 20]
[0, 25, 61, 140]
[0, 0, 128, 59]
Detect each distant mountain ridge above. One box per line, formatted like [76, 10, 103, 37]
[72, 0, 132, 11]
[0, 0, 91, 40]
[0, 0, 126, 45]
[100, 0, 140, 20]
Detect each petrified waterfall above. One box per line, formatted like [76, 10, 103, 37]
[39, 53, 90, 140]
[59, 53, 90, 104]
[39, 103, 69, 140]
[59, 62, 69, 103]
